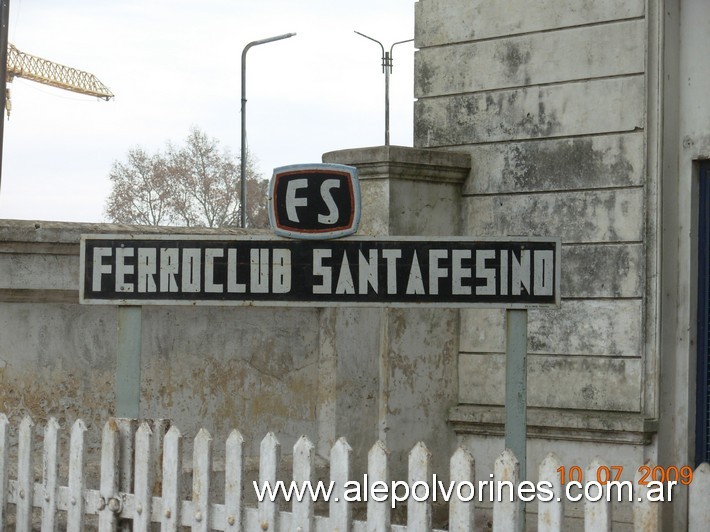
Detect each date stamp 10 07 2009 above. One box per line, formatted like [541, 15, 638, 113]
[556, 464, 694, 486]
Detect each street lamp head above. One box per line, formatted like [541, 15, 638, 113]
[244, 32, 297, 56]
[259, 32, 297, 44]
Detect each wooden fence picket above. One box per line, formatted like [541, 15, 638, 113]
[449, 447, 474, 532]
[330, 437, 352, 532]
[367, 440, 390, 531]
[191, 428, 212, 532]
[16, 416, 34, 532]
[150, 419, 169, 496]
[538, 453, 562, 532]
[133, 423, 153, 532]
[67, 419, 87, 532]
[97, 419, 118, 532]
[492, 448, 520, 532]
[224, 430, 244, 531]
[584, 459, 611, 532]
[41, 418, 60, 532]
[258, 432, 280, 532]
[633, 460, 659, 531]
[115, 419, 136, 501]
[160, 426, 182, 532]
[407, 441, 432, 532]
[114, 419, 135, 532]
[292, 436, 315, 531]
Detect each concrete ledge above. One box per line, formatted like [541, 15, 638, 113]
[0, 220, 273, 299]
[450, 405, 658, 445]
[0, 289, 78, 303]
[322, 145, 471, 184]
[0, 219, 266, 245]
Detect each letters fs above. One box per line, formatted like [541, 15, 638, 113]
[268, 163, 361, 239]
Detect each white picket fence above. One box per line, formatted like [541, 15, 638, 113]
[0, 414, 709, 531]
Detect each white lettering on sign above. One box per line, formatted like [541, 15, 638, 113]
[115, 247, 134, 293]
[500, 251, 508, 296]
[335, 253, 355, 294]
[358, 249, 378, 295]
[205, 248, 224, 293]
[511, 250, 529, 296]
[138, 248, 157, 293]
[476, 249, 496, 295]
[284, 177, 343, 225]
[428, 249, 448, 296]
[182, 249, 201, 293]
[452, 249, 472, 295]
[318, 179, 341, 225]
[312, 248, 332, 294]
[534, 250, 555, 296]
[406, 251, 425, 295]
[92, 247, 113, 291]
[272, 249, 292, 294]
[227, 249, 246, 293]
[83, 239, 558, 307]
[285, 178, 308, 222]
[160, 248, 179, 293]
[305, 248, 553, 298]
[269, 163, 360, 240]
[250, 248, 269, 293]
[382, 249, 402, 294]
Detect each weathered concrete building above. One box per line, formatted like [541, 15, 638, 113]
[412, 0, 710, 528]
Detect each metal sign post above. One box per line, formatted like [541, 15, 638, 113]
[116, 306, 141, 418]
[506, 308, 528, 531]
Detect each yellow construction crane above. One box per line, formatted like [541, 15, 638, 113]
[5, 42, 113, 116]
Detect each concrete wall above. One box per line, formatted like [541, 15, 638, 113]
[414, 0, 660, 527]
[657, 0, 710, 528]
[0, 222, 322, 457]
[414, 0, 710, 527]
[0, 146, 471, 483]
[322, 145, 470, 478]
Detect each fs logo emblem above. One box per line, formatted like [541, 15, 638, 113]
[268, 164, 361, 239]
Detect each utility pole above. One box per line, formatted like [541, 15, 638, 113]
[354, 31, 412, 146]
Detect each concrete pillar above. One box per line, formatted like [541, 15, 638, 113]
[317, 145, 471, 478]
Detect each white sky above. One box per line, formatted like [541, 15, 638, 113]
[0, 0, 415, 223]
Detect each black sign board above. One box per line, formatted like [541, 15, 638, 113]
[80, 235, 560, 308]
[268, 164, 360, 239]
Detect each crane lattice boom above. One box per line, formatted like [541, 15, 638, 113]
[7, 43, 113, 100]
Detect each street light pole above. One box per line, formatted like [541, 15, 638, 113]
[240, 32, 296, 229]
[354, 31, 413, 146]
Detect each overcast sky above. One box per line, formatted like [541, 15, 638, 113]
[0, 0, 415, 223]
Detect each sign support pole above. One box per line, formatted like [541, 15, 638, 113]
[116, 306, 142, 418]
[505, 308, 527, 530]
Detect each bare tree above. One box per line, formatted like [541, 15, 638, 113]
[104, 127, 269, 228]
[105, 148, 173, 225]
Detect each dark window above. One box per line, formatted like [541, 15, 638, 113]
[697, 160, 710, 465]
